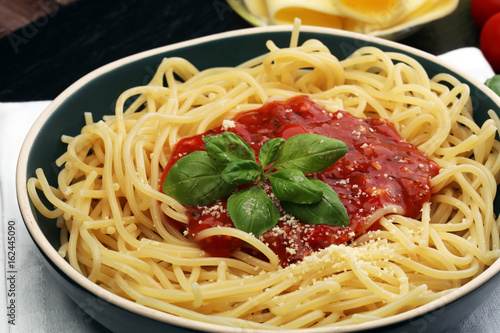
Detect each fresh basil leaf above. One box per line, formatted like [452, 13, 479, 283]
[227, 185, 279, 237]
[258, 138, 285, 169]
[486, 75, 500, 96]
[282, 178, 349, 227]
[163, 151, 237, 206]
[268, 169, 323, 204]
[203, 131, 255, 167]
[221, 160, 261, 185]
[273, 133, 348, 174]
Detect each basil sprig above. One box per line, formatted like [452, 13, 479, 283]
[163, 131, 349, 236]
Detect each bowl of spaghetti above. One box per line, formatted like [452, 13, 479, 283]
[17, 22, 500, 332]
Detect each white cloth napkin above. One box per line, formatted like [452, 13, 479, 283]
[0, 48, 498, 333]
[438, 47, 495, 84]
[0, 101, 105, 332]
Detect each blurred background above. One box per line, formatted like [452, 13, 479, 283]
[1, 1, 496, 332]
[0, 0, 481, 101]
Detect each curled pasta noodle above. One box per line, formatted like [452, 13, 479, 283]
[28, 27, 500, 329]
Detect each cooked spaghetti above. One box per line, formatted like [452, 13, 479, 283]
[28, 26, 500, 329]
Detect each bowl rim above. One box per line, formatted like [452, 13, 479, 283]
[16, 24, 500, 332]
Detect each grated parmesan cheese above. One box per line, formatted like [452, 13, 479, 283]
[221, 119, 236, 131]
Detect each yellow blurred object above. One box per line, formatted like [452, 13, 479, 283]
[370, 0, 459, 36]
[237, 0, 459, 39]
[334, 0, 404, 25]
[265, 0, 344, 29]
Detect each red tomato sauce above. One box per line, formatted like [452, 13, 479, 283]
[160, 96, 439, 266]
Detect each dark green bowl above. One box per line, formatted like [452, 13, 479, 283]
[16, 25, 500, 332]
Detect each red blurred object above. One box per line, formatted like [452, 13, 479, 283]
[471, 0, 500, 27]
[480, 12, 500, 72]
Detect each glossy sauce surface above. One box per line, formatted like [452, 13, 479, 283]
[161, 96, 439, 266]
